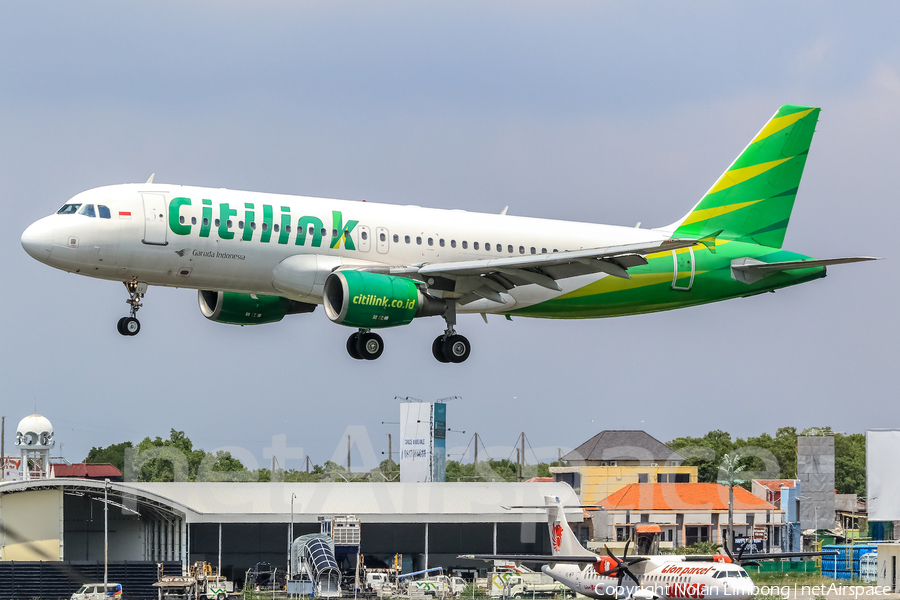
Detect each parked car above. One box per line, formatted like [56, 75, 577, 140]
[71, 583, 123, 600]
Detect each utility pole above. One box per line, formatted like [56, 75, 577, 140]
[520, 432, 525, 480]
[388, 434, 392, 470]
[104, 479, 109, 594]
[1, 416, 5, 482]
[306, 456, 310, 473]
[474, 433, 478, 467]
[516, 449, 520, 480]
[347, 435, 351, 472]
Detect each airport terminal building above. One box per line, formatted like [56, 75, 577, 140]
[0, 479, 582, 580]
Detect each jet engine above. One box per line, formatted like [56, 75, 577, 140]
[323, 270, 446, 328]
[198, 290, 316, 325]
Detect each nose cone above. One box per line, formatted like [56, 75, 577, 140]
[21, 218, 54, 263]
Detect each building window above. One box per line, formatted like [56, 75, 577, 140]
[685, 526, 709, 546]
[638, 473, 648, 483]
[675, 473, 690, 483]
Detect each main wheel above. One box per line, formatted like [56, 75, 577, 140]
[346, 332, 363, 359]
[116, 317, 127, 336]
[442, 334, 470, 363]
[432, 336, 449, 363]
[357, 332, 384, 360]
[122, 317, 141, 336]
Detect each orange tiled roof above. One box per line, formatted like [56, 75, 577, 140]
[755, 479, 797, 492]
[597, 483, 776, 511]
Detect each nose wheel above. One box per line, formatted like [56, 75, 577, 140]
[118, 278, 147, 337]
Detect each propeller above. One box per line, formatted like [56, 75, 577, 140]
[596, 541, 647, 584]
[723, 538, 753, 564]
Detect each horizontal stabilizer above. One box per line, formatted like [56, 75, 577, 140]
[458, 554, 597, 564]
[731, 256, 879, 284]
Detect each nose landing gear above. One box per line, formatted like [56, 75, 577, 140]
[117, 278, 147, 337]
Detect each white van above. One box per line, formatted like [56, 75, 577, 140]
[71, 583, 123, 600]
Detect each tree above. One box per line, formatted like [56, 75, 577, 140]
[717, 453, 747, 551]
[834, 433, 865, 496]
[84, 441, 133, 472]
[668, 430, 735, 483]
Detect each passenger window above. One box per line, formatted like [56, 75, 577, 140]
[462, 241, 468, 249]
[498, 245, 503, 253]
[203, 218, 210, 226]
[227, 220, 233, 228]
[238, 221, 244, 229]
[215, 219, 220, 227]
[321, 228, 327, 236]
[273, 224, 279, 232]
[251, 222, 257, 230]
[286, 225, 292, 233]
[191, 217, 197, 225]
[553, 249, 558, 252]
[530, 247, 536, 254]
[405, 235, 410, 243]
[179, 216, 185, 224]
[392, 234, 398, 242]
[260, 222, 266, 231]
[519, 246, 525, 254]
[439, 239, 445, 247]
[332, 229, 338, 237]
[541, 248, 547, 253]
[361, 230, 368, 240]
[485, 243, 491, 251]
[98, 205, 111, 219]
[473, 242, 479, 250]
[416, 236, 422, 245]
[508, 245, 513, 253]
[428, 237, 433, 246]
[450, 240, 455, 248]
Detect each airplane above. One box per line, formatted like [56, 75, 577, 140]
[459, 496, 834, 600]
[21, 105, 877, 363]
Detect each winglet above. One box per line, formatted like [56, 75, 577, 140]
[500, 206, 509, 215]
[145, 173, 155, 184]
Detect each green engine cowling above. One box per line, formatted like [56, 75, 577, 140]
[323, 270, 446, 328]
[199, 290, 316, 325]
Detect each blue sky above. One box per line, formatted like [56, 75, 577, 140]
[1, 2, 897, 473]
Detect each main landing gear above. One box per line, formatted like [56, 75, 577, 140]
[432, 301, 470, 363]
[117, 278, 146, 337]
[346, 330, 384, 360]
[343, 304, 471, 364]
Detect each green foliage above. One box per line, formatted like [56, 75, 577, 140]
[85, 441, 133, 472]
[461, 583, 490, 600]
[673, 541, 720, 554]
[445, 459, 550, 482]
[668, 430, 735, 483]
[834, 433, 865, 496]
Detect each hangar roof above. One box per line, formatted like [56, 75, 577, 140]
[0, 479, 583, 524]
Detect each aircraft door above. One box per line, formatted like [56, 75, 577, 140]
[357, 225, 371, 252]
[375, 227, 389, 254]
[671, 247, 694, 291]
[141, 193, 168, 245]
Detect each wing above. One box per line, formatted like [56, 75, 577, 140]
[353, 238, 699, 305]
[682, 550, 838, 562]
[458, 554, 598, 564]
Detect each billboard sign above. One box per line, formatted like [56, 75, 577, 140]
[400, 401, 432, 482]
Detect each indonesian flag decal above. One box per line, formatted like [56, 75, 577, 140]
[119, 211, 131, 219]
[551, 523, 563, 552]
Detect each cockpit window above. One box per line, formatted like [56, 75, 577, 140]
[98, 205, 111, 219]
[57, 203, 82, 215]
[77, 204, 96, 217]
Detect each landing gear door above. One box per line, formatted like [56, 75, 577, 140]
[141, 193, 168, 246]
[671, 247, 694, 291]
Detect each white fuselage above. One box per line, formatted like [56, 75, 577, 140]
[542, 558, 755, 600]
[21, 183, 667, 314]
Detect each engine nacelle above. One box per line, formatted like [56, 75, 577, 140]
[323, 270, 446, 328]
[199, 290, 315, 325]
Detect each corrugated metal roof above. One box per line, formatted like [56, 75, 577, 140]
[561, 430, 685, 463]
[0, 479, 583, 525]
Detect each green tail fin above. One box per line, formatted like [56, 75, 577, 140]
[671, 104, 820, 248]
